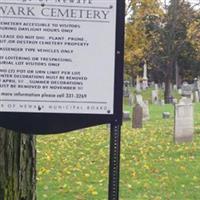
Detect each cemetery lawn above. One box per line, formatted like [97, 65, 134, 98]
[37, 103, 200, 200]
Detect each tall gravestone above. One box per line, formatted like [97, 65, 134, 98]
[174, 97, 194, 143]
[142, 62, 148, 90]
[132, 104, 143, 128]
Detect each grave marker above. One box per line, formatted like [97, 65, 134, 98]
[132, 104, 143, 128]
[155, 84, 158, 91]
[152, 90, 158, 104]
[123, 111, 131, 121]
[123, 80, 130, 97]
[142, 101, 150, 121]
[142, 61, 148, 90]
[194, 91, 199, 103]
[174, 97, 194, 143]
[181, 82, 192, 97]
[136, 75, 141, 93]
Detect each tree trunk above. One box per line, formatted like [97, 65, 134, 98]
[0, 128, 36, 200]
[175, 61, 179, 88]
[164, 61, 173, 103]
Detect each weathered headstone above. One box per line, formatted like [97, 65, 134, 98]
[155, 84, 158, 91]
[162, 112, 170, 119]
[160, 99, 165, 106]
[136, 75, 141, 93]
[162, 82, 165, 90]
[197, 77, 200, 91]
[191, 93, 194, 102]
[135, 94, 143, 105]
[135, 95, 150, 121]
[179, 96, 192, 104]
[152, 90, 158, 104]
[172, 98, 178, 104]
[193, 78, 198, 91]
[142, 100, 150, 121]
[132, 104, 143, 128]
[174, 97, 194, 143]
[123, 111, 131, 121]
[123, 80, 130, 97]
[194, 91, 199, 103]
[150, 81, 155, 88]
[178, 88, 182, 95]
[181, 82, 192, 97]
[128, 94, 134, 106]
[173, 84, 177, 91]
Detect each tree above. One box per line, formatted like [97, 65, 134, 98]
[0, 128, 36, 200]
[124, 0, 163, 82]
[146, 0, 199, 102]
[162, 0, 199, 101]
[187, 10, 200, 62]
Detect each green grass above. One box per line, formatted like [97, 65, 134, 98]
[37, 101, 200, 200]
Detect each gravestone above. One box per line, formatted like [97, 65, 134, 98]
[132, 104, 143, 128]
[197, 77, 200, 91]
[136, 75, 141, 93]
[172, 98, 178, 104]
[150, 81, 155, 88]
[178, 89, 182, 95]
[135, 94, 143, 105]
[135, 95, 150, 121]
[155, 84, 158, 91]
[193, 78, 198, 91]
[128, 94, 134, 106]
[162, 112, 170, 119]
[191, 93, 194, 102]
[179, 96, 192, 104]
[152, 90, 158, 104]
[123, 111, 131, 121]
[194, 91, 199, 103]
[174, 97, 194, 143]
[181, 82, 192, 97]
[142, 100, 150, 121]
[160, 99, 165, 106]
[173, 85, 177, 91]
[162, 82, 165, 90]
[123, 80, 130, 97]
[142, 62, 148, 90]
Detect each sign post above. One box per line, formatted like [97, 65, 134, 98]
[109, 124, 121, 200]
[0, 0, 125, 199]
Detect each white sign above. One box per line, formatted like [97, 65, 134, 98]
[0, 0, 117, 114]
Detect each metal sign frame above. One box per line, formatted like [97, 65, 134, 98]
[0, 1, 125, 135]
[0, 1, 125, 199]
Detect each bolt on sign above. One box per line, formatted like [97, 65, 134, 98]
[0, 0, 125, 199]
